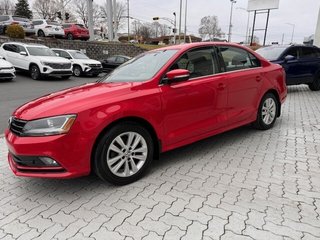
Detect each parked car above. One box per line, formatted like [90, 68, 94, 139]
[0, 56, 15, 81]
[0, 15, 34, 35]
[32, 19, 64, 38]
[62, 23, 89, 40]
[256, 44, 320, 91]
[100, 55, 131, 72]
[52, 48, 103, 77]
[0, 42, 72, 80]
[5, 42, 287, 185]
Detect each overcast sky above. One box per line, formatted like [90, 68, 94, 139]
[95, 0, 320, 44]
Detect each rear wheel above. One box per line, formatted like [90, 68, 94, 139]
[38, 30, 45, 37]
[93, 122, 154, 185]
[308, 73, 320, 91]
[30, 65, 41, 80]
[73, 65, 82, 77]
[253, 93, 278, 130]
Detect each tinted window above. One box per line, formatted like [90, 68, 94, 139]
[69, 51, 89, 59]
[62, 24, 71, 28]
[17, 45, 26, 53]
[3, 44, 19, 53]
[26, 47, 56, 56]
[75, 24, 85, 28]
[220, 46, 260, 72]
[115, 57, 126, 64]
[0, 16, 10, 22]
[170, 47, 217, 78]
[60, 50, 72, 59]
[300, 47, 319, 58]
[107, 57, 117, 62]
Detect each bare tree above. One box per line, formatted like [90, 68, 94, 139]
[33, 0, 59, 20]
[0, 0, 15, 15]
[100, 1, 126, 36]
[72, 0, 101, 27]
[198, 16, 224, 41]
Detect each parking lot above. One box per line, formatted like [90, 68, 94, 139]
[0, 74, 320, 239]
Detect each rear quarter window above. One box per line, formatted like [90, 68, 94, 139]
[0, 16, 10, 22]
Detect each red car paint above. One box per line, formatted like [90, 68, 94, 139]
[5, 42, 287, 179]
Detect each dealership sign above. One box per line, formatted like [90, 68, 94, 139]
[247, 0, 280, 11]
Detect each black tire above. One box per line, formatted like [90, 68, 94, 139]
[73, 65, 82, 77]
[92, 73, 99, 77]
[253, 93, 278, 130]
[67, 33, 73, 40]
[38, 30, 45, 37]
[61, 75, 71, 80]
[30, 65, 41, 80]
[308, 73, 320, 91]
[93, 122, 154, 185]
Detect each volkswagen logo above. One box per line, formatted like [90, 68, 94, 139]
[8, 116, 13, 126]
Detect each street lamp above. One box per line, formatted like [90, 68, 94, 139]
[286, 23, 295, 44]
[152, 15, 177, 44]
[228, 0, 236, 42]
[237, 7, 250, 44]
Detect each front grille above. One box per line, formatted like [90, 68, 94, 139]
[89, 64, 102, 68]
[0, 73, 15, 78]
[0, 67, 14, 70]
[46, 63, 72, 69]
[9, 117, 27, 136]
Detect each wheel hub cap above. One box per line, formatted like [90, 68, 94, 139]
[262, 98, 276, 125]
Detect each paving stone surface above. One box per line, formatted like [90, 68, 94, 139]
[1, 85, 320, 239]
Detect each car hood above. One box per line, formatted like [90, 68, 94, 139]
[0, 59, 13, 68]
[72, 59, 101, 65]
[37, 56, 71, 63]
[13, 82, 140, 120]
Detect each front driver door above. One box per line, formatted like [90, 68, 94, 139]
[161, 47, 228, 147]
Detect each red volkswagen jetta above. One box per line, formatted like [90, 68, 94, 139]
[5, 43, 287, 185]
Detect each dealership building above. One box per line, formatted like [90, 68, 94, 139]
[315, 8, 320, 47]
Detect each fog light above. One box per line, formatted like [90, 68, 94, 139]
[39, 157, 60, 166]
[43, 67, 48, 72]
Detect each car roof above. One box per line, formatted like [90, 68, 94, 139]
[3, 42, 47, 48]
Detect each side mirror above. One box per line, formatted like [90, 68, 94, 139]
[20, 51, 28, 56]
[164, 69, 190, 84]
[284, 55, 296, 62]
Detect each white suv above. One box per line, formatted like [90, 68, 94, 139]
[0, 42, 72, 80]
[52, 48, 102, 77]
[32, 19, 64, 38]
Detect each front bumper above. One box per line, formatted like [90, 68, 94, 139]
[84, 67, 103, 76]
[40, 65, 73, 76]
[45, 29, 65, 37]
[5, 129, 91, 178]
[0, 68, 15, 80]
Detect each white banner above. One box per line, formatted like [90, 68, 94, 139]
[247, 0, 280, 11]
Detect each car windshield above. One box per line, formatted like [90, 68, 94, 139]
[27, 47, 56, 56]
[256, 46, 288, 61]
[69, 51, 89, 59]
[102, 50, 178, 83]
[48, 21, 59, 26]
[76, 24, 85, 28]
[12, 16, 28, 22]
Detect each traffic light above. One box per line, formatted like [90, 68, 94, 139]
[65, 12, 70, 20]
[153, 17, 159, 21]
[56, 12, 62, 20]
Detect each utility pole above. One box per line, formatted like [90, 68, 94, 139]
[228, 0, 236, 42]
[88, 0, 94, 41]
[178, 0, 182, 44]
[106, 0, 114, 41]
[127, 0, 130, 42]
[184, 0, 187, 43]
[173, 12, 176, 44]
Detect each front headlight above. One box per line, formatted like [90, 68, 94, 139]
[22, 115, 76, 136]
[40, 61, 50, 66]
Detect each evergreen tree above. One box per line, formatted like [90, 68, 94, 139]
[14, 0, 33, 19]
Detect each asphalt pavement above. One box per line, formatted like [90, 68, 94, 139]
[0, 72, 103, 134]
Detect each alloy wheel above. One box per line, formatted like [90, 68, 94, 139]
[261, 98, 276, 125]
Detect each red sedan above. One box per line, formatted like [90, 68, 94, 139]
[5, 42, 287, 185]
[62, 23, 89, 40]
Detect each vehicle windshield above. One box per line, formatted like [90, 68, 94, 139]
[76, 24, 85, 29]
[69, 51, 89, 59]
[256, 46, 288, 61]
[102, 50, 178, 83]
[27, 47, 56, 56]
[48, 21, 59, 26]
[12, 16, 28, 22]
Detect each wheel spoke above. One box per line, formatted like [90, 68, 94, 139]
[131, 135, 142, 150]
[109, 143, 123, 154]
[127, 132, 135, 148]
[132, 146, 147, 154]
[124, 161, 130, 176]
[107, 155, 123, 165]
[111, 159, 126, 173]
[115, 136, 127, 149]
[129, 158, 138, 173]
[132, 154, 146, 161]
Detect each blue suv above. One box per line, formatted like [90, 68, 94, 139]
[256, 45, 320, 91]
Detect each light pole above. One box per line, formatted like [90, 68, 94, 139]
[286, 23, 295, 44]
[127, 0, 130, 42]
[228, 0, 236, 42]
[178, 0, 182, 44]
[184, 0, 188, 43]
[173, 12, 176, 44]
[237, 7, 250, 44]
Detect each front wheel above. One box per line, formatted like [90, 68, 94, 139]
[30, 65, 41, 80]
[93, 122, 154, 185]
[253, 93, 278, 130]
[73, 65, 82, 77]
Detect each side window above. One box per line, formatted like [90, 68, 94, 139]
[107, 57, 117, 62]
[0, 16, 10, 22]
[300, 47, 318, 59]
[63, 24, 70, 29]
[283, 47, 299, 59]
[115, 57, 126, 64]
[60, 51, 71, 59]
[170, 47, 217, 79]
[3, 44, 19, 53]
[33, 20, 43, 25]
[17, 45, 26, 53]
[219, 46, 260, 72]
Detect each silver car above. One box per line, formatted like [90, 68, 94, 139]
[0, 15, 35, 35]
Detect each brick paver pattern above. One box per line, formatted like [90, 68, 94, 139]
[0, 85, 320, 240]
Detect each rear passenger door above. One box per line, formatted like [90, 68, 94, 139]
[218, 46, 263, 125]
[297, 47, 320, 83]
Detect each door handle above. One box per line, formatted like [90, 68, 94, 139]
[256, 76, 262, 82]
[218, 83, 226, 90]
